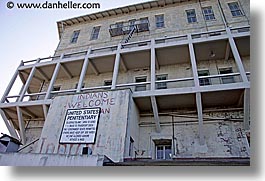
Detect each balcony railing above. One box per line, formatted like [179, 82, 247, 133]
[19, 26, 250, 68]
[2, 72, 250, 104]
[109, 19, 150, 37]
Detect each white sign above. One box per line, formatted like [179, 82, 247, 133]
[59, 108, 100, 144]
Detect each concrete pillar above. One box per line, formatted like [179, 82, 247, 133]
[18, 59, 41, 102]
[77, 48, 91, 93]
[45, 62, 61, 100]
[188, 34, 200, 88]
[243, 88, 250, 130]
[151, 39, 156, 91]
[188, 35, 205, 145]
[16, 106, 26, 145]
[226, 28, 248, 83]
[1, 61, 24, 103]
[111, 44, 122, 89]
[42, 104, 48, 120]
[196, 92, 204, 145]
[150, 96, 161, 133]
[0, 109, 19, 139]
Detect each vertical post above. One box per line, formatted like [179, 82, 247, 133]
[196, 92, 204, 145]
[1, 61, 24, 103]
[18, 59, 41, 102]
[150, 96, 161, 133]
[42, 104, 48, 120]
[111, 44, 122, 89]
[226, 28, 248, 83]
[77, 48, 91, 93]
[44, 56, 62, 100]
[150, 39, 156, 91]
[188, 34, 205, 145]
[243, 88, 250, 130]
[16, 106, 26, 145]
[188, 34, 200, 88]
[0, 109, 19, 139]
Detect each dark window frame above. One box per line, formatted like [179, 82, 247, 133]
[198, 70, 211, 86]
[219, 67, 235, 84]
[155, 14, 165, 28]
[156, 74, 168, 89]
[70, 30, 80, 43]
[186, 9, 197, 23]
[228, 2, 243, 17]
[135, 76, 147, 92]
[202, 6, 216, 21]
[90, 26, 101, 40]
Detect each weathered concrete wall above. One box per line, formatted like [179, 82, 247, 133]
[36, 89, 131, 162]
[20, 120, 44, 153]
[124, 96, 140, 158]
[0, 153, 105, 166]
[55, 0, 250, 55]
[138, 111, 250, 158]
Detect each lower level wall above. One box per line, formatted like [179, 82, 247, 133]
[138, 111, 250, 159]
[0, 153, 105, 166]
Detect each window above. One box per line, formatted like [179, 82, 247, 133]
[129, 19, 136, 31]
[135, 76, 147, 91]
[155, 14, 164, 28]
[51, 85, 61, 98]
[202, 6, 215, 21]
[219, 67, 235, 84]
[156, 74, 167, 89]
[70, 30, 80, 43]
[129, 137, 134, 157]
[138, 17, 149, 32]
[198, 70, 211, 86]
[104, 80, 112, 86]
[90, 26, 101, 40]
[82, 147, 92, 155]
[155, 140, 172, 160]
[228, 2, 243, 17]
[75, 83, 85, 89]
[52, 85, 61, 92]
[186, 9, 197, 23]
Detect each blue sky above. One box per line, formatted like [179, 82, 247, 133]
[0, 0, 149, 135]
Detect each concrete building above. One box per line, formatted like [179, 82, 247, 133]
[0, 0, 250, 166]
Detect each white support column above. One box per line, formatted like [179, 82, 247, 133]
[226, 28, 248, 83]
[188, 34, 200, 88]
[111, 44, 122, 89]
[16, 106, 26, 145]
[150, 96, 161, 133]
[0, 109, 19, 139]
[243, 88, 250, 130]
[18, 59, 41, 102]
[77, 48, 91, 93]
[45, 62, 61, 100]
[196, 92, 205, 145]
[1, 61, 24, 103]
[150, 39, 156, 91]
[42, 104, 48, 120]
[188, 34, 205, 145]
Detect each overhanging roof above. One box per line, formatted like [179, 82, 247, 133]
[56, 0, 192, 38]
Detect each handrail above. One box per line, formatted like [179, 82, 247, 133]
[18, 26, 249, 66]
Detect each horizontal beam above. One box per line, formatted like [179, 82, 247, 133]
[0, 100, 52, 109]
[133, 82, 249, 98]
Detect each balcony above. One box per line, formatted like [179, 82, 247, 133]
[0, 26, 250, 120]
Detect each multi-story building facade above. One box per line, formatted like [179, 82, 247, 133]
[0, 0, 250, 166]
